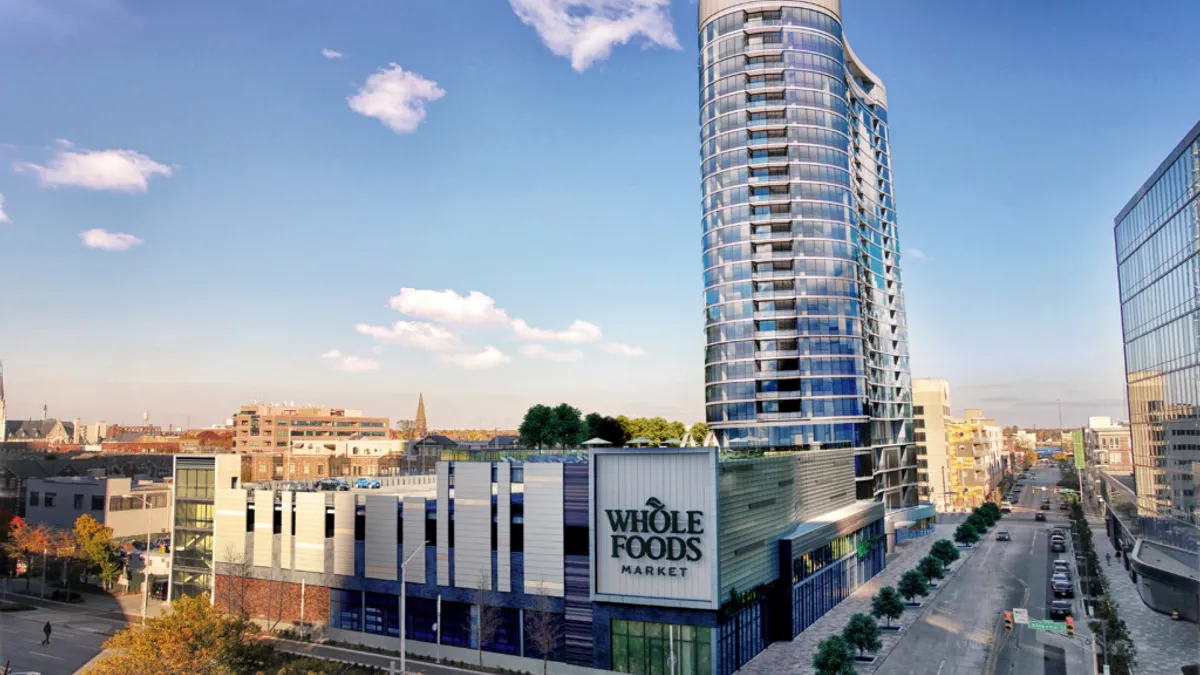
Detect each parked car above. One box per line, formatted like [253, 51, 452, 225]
[1052, 575, 1073, 598]
[1000, 501, 1013, 513]
[1049, 600, 1073, 619]
[996, 531, 1011, 541]
[1035, 512, 1047, 521]
[1041, 503, 1051, 511]
[316, 478, 349, 491]
[1053, 560, 1072, 578]
[1059, 502, 1068, 510]
[354, 477, 381, 489]
[1051, 538, 1066, 553]
[151, 579, 169, 600]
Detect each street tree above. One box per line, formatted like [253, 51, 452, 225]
[689, 422, 711, 445]
[519, 404, 555, 448]
[979, 502, 1001, 520]
[812, 634, 857, 675]
[842, 613, 882, 658]
[954, 523, 980, 546]
[966, 513, 989, 533]
[3, 518, 53, 593]
[74, 514, 122, 590]
[217, 544, 254, 617]
[870, 586, 905, 628]
[91, 593, 270, 675]
[471, 574, 504, 668]
[917, 555, 945, 583]
[929, 539, 960, 567]
[898, 570, 928, 603]
[524, 592, 563, 675]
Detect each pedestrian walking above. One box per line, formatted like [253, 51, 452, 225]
[42, 621, 51, 645]
[1106, 552, 1111, 566]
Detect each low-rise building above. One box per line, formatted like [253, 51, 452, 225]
[24, 475, 172, 540]
[232, 404, 389, 452]
[1085, 416, 1134, 474]
[946, 409, 1004, 510]
[177, 447, 892, 675]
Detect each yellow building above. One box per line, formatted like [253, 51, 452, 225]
[945, 412, 1004, 511]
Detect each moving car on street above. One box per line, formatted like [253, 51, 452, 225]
[1000, 501, 1013, 513]
[1035, 512, 1047, 521]
[996, 531, 1011, 541]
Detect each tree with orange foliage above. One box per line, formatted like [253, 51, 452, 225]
[89, 593, 271, 675]
[3, 519, 54, 593]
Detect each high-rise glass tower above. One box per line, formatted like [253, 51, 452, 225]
[1114, 120, 1200, 517]
[700, 0, 915, 506]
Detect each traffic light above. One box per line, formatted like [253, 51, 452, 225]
[1004, 611, 1013, 630]
[1065, 617, 1075, 637]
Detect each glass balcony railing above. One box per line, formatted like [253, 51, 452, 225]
[747, 98, 786, 109]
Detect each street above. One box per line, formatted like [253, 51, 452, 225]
[0, 604, 118, 674]
[879, 466, 1091, 675]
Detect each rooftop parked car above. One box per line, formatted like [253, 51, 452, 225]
[996, 531, 1011, 541]
[354, 477, 381, 489]
[1049, 600, 1072, 619]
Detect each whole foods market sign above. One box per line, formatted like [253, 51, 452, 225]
[592, 449, 718, 608]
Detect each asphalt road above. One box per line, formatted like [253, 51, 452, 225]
[990, 466, 1089, 675]
[0, 604, 117, 674]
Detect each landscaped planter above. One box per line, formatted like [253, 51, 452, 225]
[927, 581, 939, 589]
[879, 625, 902, 633]
[853, 655, 878, 664]
[904, 601, 923, 608]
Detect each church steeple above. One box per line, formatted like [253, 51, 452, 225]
[0, 360, 7, 443]
[414, 393, 427, 439]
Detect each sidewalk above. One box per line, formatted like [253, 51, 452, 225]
[740, 521, 971, 675]
[1084, 512, 1200, 675]
[266, 636, 498, 675]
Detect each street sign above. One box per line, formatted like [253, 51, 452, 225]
[1028, 619, 1066, 633]
[1012, 608, 1029, 625]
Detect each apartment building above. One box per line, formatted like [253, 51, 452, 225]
[945, 409, 1004, 510]
[1085, 416, 1134, 474]
[231, 404, 389, 451]
[24, 475, 172, 540]
[913, 379, 952, 511]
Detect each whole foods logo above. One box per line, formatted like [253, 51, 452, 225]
[605, 497, 704, 578]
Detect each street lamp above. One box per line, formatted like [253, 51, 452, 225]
[399, 547, 422, 675]
[132, 493, 157, 624]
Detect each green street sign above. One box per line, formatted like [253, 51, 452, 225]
[1028, 620, 1066, 633]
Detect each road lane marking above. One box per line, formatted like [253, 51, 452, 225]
[30, 650, 63, 660]
[936, 658, 945, 675]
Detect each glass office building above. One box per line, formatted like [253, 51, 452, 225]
[1114, 119, 1200, 517]
[699, 0, 915, 506]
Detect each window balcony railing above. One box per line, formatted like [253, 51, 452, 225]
[747, 137, 787, 147]
[747, 98, 786, 109]
[749, 192, 789, 203]
[755, 349, 799, 358]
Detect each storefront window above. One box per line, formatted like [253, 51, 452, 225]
[364, 592, 400, 637]
[330, 589, 362, 631]
[611, 619, 711, 675]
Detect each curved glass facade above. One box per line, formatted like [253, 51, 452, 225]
[700, 1, 915, 506]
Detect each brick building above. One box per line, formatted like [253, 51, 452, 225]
[232, 404, 389, 451]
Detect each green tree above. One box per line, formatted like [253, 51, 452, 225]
[917, 555, 944, 583]
[842, 613, 882, 658]
[966, 513, 989, 533]
[812, 635, 857, 675]
[978, 502, 1001, 521]
[929, 539, 960, 567]
[972, 507, 996, 527]
[585, 413, 624, 446]
[519, 405, 555, 448]
[74, 514, 122, 589]
[954, 523, 980, 546]
[689, 422, 711, 445]
[898, 570, 928, 603]
[870, 586, 905, 628]
[549, 403, 584, 448]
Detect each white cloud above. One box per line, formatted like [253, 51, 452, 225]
[439, 346, 512, 370]
[321, 48, 344, 59]
[519, 344, 584, 362]
[388, 287, 509, 324]
[0, 194, 10, 223]
[321, 349, 380, 373]
[15, 141, 172, 193]
[79, 228, 143, 251]
[906, 248, 928, 261]
[509, 0, 680, 72]
[347, 63, 444, 134]
[356, 321, 460, 352]
[602, 341, 647, 357]
[511, 318, 602, 343]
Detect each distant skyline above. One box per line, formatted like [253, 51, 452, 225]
[2, 0, 1199, 429]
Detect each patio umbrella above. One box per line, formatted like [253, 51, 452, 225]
[628, 437, 652, 446]
[582, 437, 612, 446]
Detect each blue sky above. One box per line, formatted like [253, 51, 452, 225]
[1, 0, 1198, 430]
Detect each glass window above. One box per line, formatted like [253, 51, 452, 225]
[364, 592, 400, 637]
[611, 620, 711, 675]
[44, 493, 56, 507]
[91, 495, 104, 510]
[29, 491, 39, 506]
[73, 494, 83, 509]
[330, 589, 362, 631]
